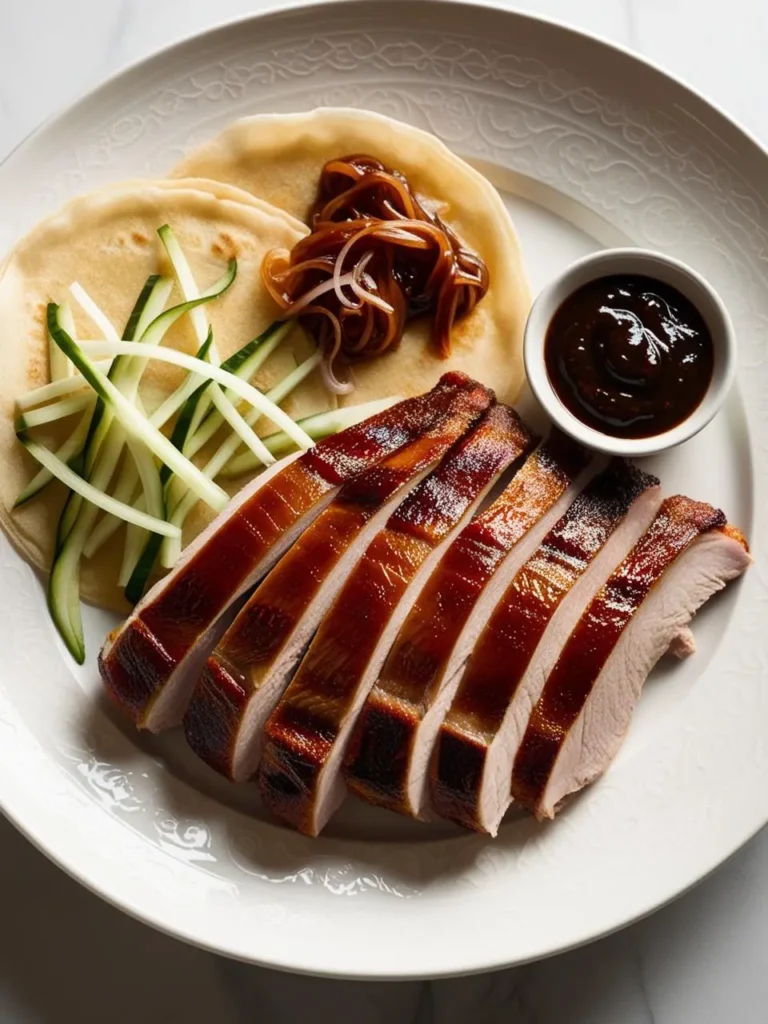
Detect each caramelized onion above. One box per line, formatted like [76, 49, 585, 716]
[261, 155, 490, 383]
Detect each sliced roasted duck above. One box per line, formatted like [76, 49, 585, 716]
[258, 431, 590, 834]
[430, 459, 660, 834]
[343, 432, 592, 819]
[256, 405, 535, 834]
[184, 395, 523, 781]
[99, 372, 488, 732]
[511, 496, 751, 820]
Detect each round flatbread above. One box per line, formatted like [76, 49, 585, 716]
[0, 180, 327, 611]
[172, 108, 530, 405]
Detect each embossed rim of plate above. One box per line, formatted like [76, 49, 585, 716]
[0, 0, 766, 978]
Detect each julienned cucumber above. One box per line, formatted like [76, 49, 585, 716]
[13, 405, 92, 507]
[77, 339, 315, 453]
[94, 321, 293, 562]
[45, 275, 178, 664]
[164, 348, 322, 520]
[48, 309, 229, 512]
[158, 223, 221, 437]
[56, 275, 172, 544]
[18, 435, 180, 538]
[122, 335, 214, 602]
[59, 265, 235, 537]
[16, 361, 113, 411]
[178, 321, 293, 460]
[45, 279, 232, 663]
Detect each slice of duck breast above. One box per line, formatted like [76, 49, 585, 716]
[431, 459, 661, 834]
[342, 432, 593, 819]
[99, 372, 487, 733]
[183, 398, 523, 781]
[259, 431, 591, 835]
[511, 496, 751, 820]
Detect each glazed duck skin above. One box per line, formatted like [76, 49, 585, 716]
[183, 381, 505, 781]
[343, 432, 592, 819]
[259, 430, 589, 835]
[257, 405, 535, 835]
[511, 496, 751, 819]
[431, 459, 661, 834]
[99, 372, 485, 733]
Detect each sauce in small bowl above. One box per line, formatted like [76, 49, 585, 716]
[525, 249, 735, 457]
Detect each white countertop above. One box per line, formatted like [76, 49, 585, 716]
[3, 1, 768, 1020]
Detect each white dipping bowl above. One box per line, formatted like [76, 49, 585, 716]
[523, 248, 736, 457]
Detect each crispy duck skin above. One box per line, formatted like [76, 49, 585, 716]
[259, 430, 588, 835]
[511, 497, 751, 819]
[431, 459, 661, 834]
[257, 405, 535, 834]
[98, 372, 486, 733]
[183, 382, 505, 781]
[343, 432, 592, 819]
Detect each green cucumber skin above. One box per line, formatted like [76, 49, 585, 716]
[52, 276, 163, 545]
[123, 333, 213, 604]
[44, 275, 174, 661]
[122, 324, 288, 604]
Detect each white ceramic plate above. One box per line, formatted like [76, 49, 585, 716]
[0, 0, 765, 979]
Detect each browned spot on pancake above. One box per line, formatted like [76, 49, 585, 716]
[31, 302, 46, 329]
[212, 232, 238, 260]
[131, 231, 150, 247]
[27, 346, 47, 388]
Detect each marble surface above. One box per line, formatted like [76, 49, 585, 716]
[2, 0, 768, 1020]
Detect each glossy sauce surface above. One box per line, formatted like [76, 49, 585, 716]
[545, 275, 714, 439]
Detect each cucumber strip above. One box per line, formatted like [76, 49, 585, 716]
[125, 434, 165, 526]
[82, 460, 139, 558]
[157, 224, 212, 353]
[122, 336, 214, 603]
[163, 349, 321, 517]
[148, 327, 215, 429]
[83, 331, 212, 564]
[50, 303, 75, 380]
[14, 405, 94, 507]
[17, 435, 180, 537]
[120, 503, 148, 587]
[221, 396, 402, 478]
[180, 322, 293, 460]
[82, 273, 221, 480]
[49, 338, 71, 382]
[208, 386, 275, 467]
[48, 522, 88, 663]
[129, 276, 174, 344]
[57, 275, 173, 542]
[97, 262, 233, 444]
[18, 392, 93, 429]
[16, 363, 113, 411]
[69, 282, 121, 342]
[48, 309, 229, 512]
[158, 224, 221, 438]
[46, 275, 177, 660]
[117, 332, 211, 583]
[77, 339, 314, 452]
